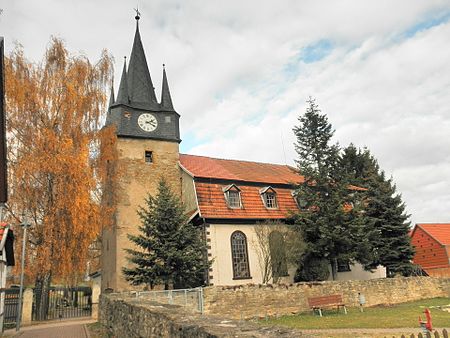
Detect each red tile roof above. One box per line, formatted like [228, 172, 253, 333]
[179, 154, 303, 185]
[415, 223, 450, 246]
[195, 182, 298, 219]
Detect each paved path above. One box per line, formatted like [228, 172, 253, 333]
[302, 327, 449, 338]
[4, 318, 95, 338]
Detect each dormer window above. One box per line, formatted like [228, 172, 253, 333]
[260, 187, 278, 209]
[223, 184, 242, 208]
[292, 191, 307, 209]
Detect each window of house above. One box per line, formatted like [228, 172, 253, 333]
[230, 231, 251, 279]
[337, 259, 351, 272]
[260, 187, 278, 209]
[223, 184, 242, 208]
[145, 151, 153, 163]
[292, 191, 307, 209]
[269, 231, 288, 279]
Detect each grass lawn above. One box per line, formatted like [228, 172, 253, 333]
[260, 298, 450, 329]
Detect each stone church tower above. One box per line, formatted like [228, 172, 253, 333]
[101, 14, 181, 291]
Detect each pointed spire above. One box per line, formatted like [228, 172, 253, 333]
[127, 14, 157, 106]
[116, 57, 129, 104]
[108, 81, 115, 108]
[161, 64, 174, 111]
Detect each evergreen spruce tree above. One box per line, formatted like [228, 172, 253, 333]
[293, 98, 357, 280]
[123, 178, 210, 289]
[341, 145, 415, 277]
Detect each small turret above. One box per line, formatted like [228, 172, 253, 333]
[116, 57, 129, 105]
[160, 64, 174, 111]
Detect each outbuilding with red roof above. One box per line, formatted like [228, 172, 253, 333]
[411, 223, 450, 277]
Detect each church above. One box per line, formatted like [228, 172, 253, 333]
[101, 15, 385, 292]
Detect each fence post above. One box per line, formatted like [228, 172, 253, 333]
[198, 287, 203, 314]
[91, 284, 100, 320]
[21, 289, 33, 326]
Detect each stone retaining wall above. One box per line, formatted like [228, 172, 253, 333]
[99, 293, 307, 338]
[203, 277, 450, 319]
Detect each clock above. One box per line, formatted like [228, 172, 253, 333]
[138, 113, 158, 132]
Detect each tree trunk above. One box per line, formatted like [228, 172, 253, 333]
[34, 273, 51, 321]
[331, 258, 338, 281]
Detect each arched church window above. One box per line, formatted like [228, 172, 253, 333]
[230, 231, 251, 279]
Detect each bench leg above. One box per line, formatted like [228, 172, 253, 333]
[318, 309, 322, 317]
[343, 306, 347, 315]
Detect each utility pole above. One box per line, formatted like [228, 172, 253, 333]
[0, 36, 8, 335]
[15, 216, 30, 332]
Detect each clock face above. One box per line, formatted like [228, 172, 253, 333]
[138, 113, 158, 132]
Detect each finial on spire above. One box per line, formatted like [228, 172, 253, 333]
[163, 63, 165, 69]
[134, 6, 141, 21]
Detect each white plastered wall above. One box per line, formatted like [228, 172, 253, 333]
[330, 263, 386, 281]
[208, 223, 296, 286]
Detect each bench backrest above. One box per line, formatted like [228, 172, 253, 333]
[308, 294, 343, 307]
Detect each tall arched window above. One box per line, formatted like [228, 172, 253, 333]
[230, 231, 251, 279]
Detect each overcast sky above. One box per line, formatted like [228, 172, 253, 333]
[1, 1, 450, 226]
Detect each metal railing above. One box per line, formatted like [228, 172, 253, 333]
[1, 288, 20, 328]
[121, 287, 204, 314]
[32, 286, 92, 321]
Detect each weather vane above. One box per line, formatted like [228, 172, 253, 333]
[134, 6, 141, 20]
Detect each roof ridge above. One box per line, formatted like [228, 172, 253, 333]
[180, 153, 295, 168]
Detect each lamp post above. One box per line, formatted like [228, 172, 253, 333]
[15, 213, 30, 332]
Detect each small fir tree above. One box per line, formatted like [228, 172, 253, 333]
[340, 145, 415, 276]
[123, 178, 209, 289]
[292, 98, 357, 280]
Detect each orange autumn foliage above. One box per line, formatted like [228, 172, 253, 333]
[5, 37, 116, 283]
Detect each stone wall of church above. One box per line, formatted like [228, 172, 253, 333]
[105, 137, 181, 292]
[202, 277, 450, 319]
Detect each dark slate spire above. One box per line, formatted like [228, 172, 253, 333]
[127, 15, 157, 106]
[161, 64, 174, 111]
[116, 57, 129, 104]
[108, 82, 115, 108]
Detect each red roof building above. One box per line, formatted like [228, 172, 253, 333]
[411, 223, 450, 277]
[178, 154, 385, 285]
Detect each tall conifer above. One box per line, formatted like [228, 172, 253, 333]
[123, 178, 209, 289]
[341, 145, 415, 276]
[293, 98, 356, 280]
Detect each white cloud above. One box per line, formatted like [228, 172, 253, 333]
[1, 0, 450, 225]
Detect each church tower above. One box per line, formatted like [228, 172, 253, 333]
[101, 13, 181, 291]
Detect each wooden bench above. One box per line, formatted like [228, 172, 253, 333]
[307, 294, 347, 317]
